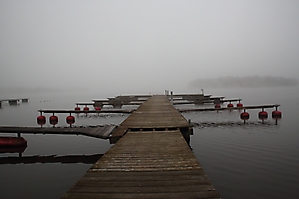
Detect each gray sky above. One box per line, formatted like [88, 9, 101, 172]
[1, 0, 298, 94]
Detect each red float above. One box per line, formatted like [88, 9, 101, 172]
[237, 100, 243, 108]
[74, 107, 80, 112]
[95, 107, 101, 111]
[240, 112, 250, 120]
[227, 103, 233, 108]
[0, 136, 27, 147]
[237, 103, 243, 107]
[49, 115, 58, 126]
[215, 104, 221, 108]
[83, 106, 89, 112]
[272, 110, 282, 119]
[37, 115, 46, 126]
[258, 111, 268, 120]
[66, 115, 75, 126]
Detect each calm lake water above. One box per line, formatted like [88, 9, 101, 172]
[0, 87, 298, 199]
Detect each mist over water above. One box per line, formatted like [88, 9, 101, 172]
[0, 87, 299, 199]
[189, 76, 299, 89]
[1, 1, 299, 94]
[1, 1, 299, 198]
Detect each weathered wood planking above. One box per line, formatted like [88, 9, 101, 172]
[62, 131, 220, 199]
[109, 95, 190, 142]
[62, 95, 220, 199]
[0, 125, 116, 139]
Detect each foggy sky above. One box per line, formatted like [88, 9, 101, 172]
[1, 0, 299, 94]
[189, 76, 299, 89]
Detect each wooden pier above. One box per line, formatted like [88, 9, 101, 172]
[75, 93, 241, 109]
[38, 109, 133, 114]
[0, 125, 117, 139]
[91, 95, 152, 108]
[0, 98, 29, 106]
[178, 104, 281, 112]
[62, 95, 220, 199]
[0, 98, 29, 103]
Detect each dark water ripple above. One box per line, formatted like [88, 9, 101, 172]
[192, 123, 299, 199]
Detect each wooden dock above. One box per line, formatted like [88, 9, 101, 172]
[0, 125, 117, 139]
[0, 98, 29, 106]
[178, 104, 280, 112]
[75, 93, 241, 109]
[62, 95, 220, 199]
[38, 109, 134, 114]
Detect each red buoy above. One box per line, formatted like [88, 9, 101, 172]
[95, 107, 101, 111]
[227, 103, 233, 108]
[83, 106, 89, 112]
[215, 104, 221, 108]
[66, 115, 75, 126]
[240, 112, 250, 120]
[74, 107, 80, 112]
[258, 111, 268, 120]
[272, 110, 282, 119]
[49, 115, 58, 126]
[37, 115, 46, 126]
[237, 103, 243, 107]
[0, 136, 27, 147]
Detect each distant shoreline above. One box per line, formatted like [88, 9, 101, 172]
[188, 76, 298, 89]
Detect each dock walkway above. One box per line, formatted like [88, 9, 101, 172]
[62, 95, 220, 199]
[0, 125, 117, 139]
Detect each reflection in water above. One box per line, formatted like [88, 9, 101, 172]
[0, 145, 27, 154]
[0, 154, 102, 164]
[191, 120, 281, 128]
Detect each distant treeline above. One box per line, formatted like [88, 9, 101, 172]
[188, 76, 298, 88]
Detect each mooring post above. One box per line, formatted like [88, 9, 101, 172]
[180, 127, 193, 150]
[170, 91, 173, 105]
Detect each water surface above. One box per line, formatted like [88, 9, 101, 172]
[0, 87, 298, 198]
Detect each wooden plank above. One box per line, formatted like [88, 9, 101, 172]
[110, 126, 128, 137]
[92, 131, 200, 171]
[101, 125, 117, 138]
[118, 96, 189, 130]
[85, 127, 102, 137]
